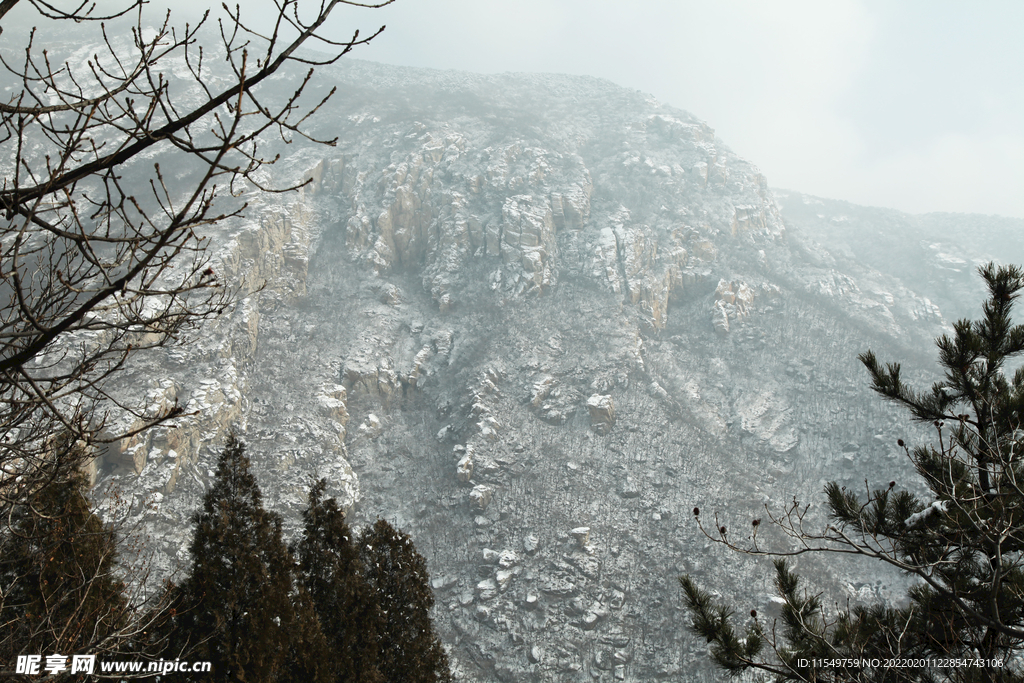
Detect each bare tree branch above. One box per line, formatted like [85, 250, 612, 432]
[0, 0, 390, 668]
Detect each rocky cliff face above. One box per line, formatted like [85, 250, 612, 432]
[92, 59, 1024, 682]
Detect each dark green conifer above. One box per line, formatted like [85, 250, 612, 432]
[358, 519, 452, 683]
[281, 582, 333, 683]
[296, 478, 384, 683]
[169, 435, 300, 683]
[682, 263, 1024, 682]
[0, 469, 130, 660]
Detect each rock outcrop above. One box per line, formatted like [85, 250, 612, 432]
[86, 58, 1024, 683]
[586, 394, 616, 435]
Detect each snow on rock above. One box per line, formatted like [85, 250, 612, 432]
[586, 394, 616, 435]
[470, 484, 493, 511]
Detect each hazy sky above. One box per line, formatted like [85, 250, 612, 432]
[316, 0, 1024, 219]
[26, 0, 1024, 218]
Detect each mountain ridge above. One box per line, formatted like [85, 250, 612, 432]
[82, 56, 1019, 681]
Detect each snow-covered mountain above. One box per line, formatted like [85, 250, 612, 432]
[93, 57, 1024, 681]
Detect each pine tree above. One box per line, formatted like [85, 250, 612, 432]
[358, 519, 452, 683]
[295, 478, 384, 683]
[281, 582, 333, 683]
[682, 263, 1024, 683]
[168, 435, 302, 683]
[0, 469, 130, 661]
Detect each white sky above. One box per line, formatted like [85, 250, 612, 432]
[319, 0, 1024, 219]
[25, 0, 1024, 218]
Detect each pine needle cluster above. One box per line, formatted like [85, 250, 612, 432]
[682, 263, 1024, 683]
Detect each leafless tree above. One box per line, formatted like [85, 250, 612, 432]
[0, 0, 391, 520]
[0, 0, 390, 671]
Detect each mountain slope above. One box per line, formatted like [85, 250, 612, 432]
[92, 58, 1024, 681]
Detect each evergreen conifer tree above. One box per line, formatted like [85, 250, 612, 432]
[682, 263, 1024, 683]
[296, 478, 384, 683]
[281, 582, 333, 683]
[358, 519, 452, 683]
[0, 469, 130, 661]
[168, 435, 303, 683]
